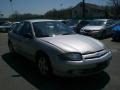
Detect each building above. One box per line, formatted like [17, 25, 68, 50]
[72, 2, 105, 19]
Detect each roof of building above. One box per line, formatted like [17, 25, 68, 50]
[73, 2, 104, 11]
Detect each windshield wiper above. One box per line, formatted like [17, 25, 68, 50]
[62, 32, 75, 35]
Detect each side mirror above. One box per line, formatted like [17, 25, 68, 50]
[23, 33, 33, 39]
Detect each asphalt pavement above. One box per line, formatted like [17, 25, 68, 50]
[0, 33, 120, 90]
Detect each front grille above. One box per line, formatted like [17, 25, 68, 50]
[83, 49, 108, 60]
[84, 30, 91, 33]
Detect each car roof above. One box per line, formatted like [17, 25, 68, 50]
[94, 19, 112, 22]
[56, 20, 67, 21]
[25, 19, 57, 23]
[12, 22, 20, 24]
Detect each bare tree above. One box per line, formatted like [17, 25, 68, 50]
[0, 11, 4, 18]
[108, 0, 120, 16]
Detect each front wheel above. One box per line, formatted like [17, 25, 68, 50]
[37, 53, 52, 77]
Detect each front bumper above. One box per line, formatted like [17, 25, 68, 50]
[53, 50, 112, 77]
[89, 31, 102, 38]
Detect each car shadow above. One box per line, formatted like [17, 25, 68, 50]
[97, 36, 111, 40]
[2, 53, 110, 90]
[111, 39, 120, 42]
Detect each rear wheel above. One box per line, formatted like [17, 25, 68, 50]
[8, 41, 16, 54]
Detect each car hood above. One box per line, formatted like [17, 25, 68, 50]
[112, 25, 120, 31]
[38, 34, 104, 54]
[82, 26, 104, 31]
[0, 26, 11, 28]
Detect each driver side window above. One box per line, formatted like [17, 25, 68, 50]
[18, 22, 33, 37]
[106, 20, 114, 26]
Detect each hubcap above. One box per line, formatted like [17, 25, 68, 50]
[38, 57, 49, 75]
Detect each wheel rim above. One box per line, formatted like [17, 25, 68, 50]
[38, 57, 49, 75]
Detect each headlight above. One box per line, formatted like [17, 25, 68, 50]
[60, 52, 83, 61]
[104, 47, 111, 53]
[80, 29, 84, 33]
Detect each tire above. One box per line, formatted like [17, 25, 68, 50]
[37, 53, 52, 77]
[8, 41, 16, 55]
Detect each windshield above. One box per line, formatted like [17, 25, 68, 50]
[66, 20, 78, 26]
[88, 20, 105, 26]
[33, 21, 75, 37]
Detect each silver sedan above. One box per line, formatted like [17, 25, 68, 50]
[8, 19, 112, 77]
[80, 19, 116, 38]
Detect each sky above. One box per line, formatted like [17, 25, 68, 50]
[0, 0, 106, 17]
